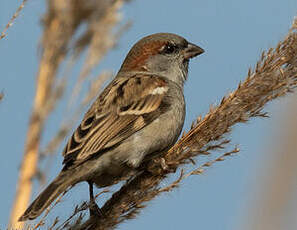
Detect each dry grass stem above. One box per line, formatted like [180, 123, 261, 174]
[70, 19, 297, 230]
[9, 0, 126, 229]
[0, 0, 28, 40]
[9, 0, 76, 224]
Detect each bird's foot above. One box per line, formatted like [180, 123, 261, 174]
[89, 200, 103, 218]
[160, 157, 169, 171]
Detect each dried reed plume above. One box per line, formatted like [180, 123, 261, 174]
[0, 0, 28, 40]
[9, 0, 126, 229]
[66, 19, 297, 230]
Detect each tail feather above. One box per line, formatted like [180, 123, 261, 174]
[18, 172, 73, 221]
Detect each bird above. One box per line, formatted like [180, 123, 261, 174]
[19, 32, 204, 221]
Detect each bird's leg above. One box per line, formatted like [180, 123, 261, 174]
[87, 181, 102, 218]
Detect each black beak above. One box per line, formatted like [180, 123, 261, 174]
[183, 42, 204, 59]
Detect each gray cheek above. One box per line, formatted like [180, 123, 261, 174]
[146, 55, 188, 85]
[147, 55, 173, 72]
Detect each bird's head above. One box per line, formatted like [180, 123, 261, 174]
[119, 33, 204, 85]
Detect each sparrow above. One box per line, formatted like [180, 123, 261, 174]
[19, 33, 204, 221]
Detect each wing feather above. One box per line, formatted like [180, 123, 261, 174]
[62, 74, 169, 166]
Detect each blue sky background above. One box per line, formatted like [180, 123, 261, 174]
[0, 0, 296, 229]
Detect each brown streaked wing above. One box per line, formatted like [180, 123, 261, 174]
[62, 74, 169, 166]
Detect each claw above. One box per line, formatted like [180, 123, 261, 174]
[87, 181, 103, 218]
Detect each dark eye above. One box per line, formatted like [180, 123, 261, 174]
[162, 43, 177, 54]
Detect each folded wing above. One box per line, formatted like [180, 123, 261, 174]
[62, 74, 169, 166]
